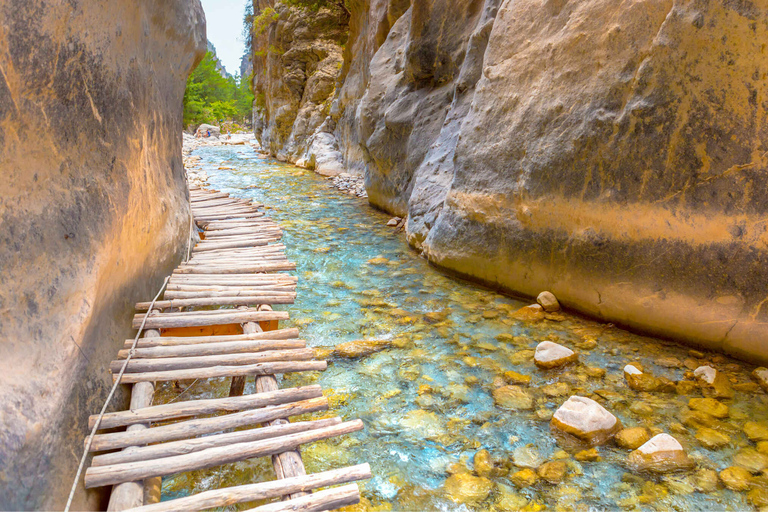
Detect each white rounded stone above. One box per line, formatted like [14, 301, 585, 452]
[534, 341, 576, 368]
[551, 395, 619, 444]
[637, 433, 684, 455]
[694, 365, 716, 384]
[624, 364, 642, 375]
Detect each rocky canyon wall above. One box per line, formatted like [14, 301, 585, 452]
[0, 1, 206, 509]
[253, 0, 768, 363]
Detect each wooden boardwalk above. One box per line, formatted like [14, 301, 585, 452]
[81, 186, 370, 511]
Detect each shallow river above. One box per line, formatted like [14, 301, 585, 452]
[158, 143, 768, 511]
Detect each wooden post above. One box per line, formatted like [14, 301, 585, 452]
[107, 317, 160, 511]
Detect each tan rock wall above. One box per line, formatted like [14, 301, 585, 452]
[0, 1, 205, 509]
[256, 0, 768, 363]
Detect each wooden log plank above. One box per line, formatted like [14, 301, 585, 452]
[117, 339, 305, 360]
[191, 202, 254, 211]
[256, 376, 309, 497]
[84, 420, 364, 488]
[133, 307, 268, 318]
[205, 221, 274, 230]
[136, 296, 295, 310]
[107, 321, 161, 511]
[115, 360, 328, 384]
[107, 381, 154, 511]
[122, 328, 300, 349]
[190, 192, 229, 201]
[93, 418, 343, 468]
[194, 212, 265, 222]
[124, 465, 371, 512]
[169, 271, 296, 281]
[131, 310, 288, 329]
[204, 230, 283, 239]
[186, 249, 288, 261]
[91, 385, 323, 429]
[192, 241, 271, 252]
[162, 290, 295, 300]
[110, 348, 315, 374]
[87, 397, 329, 452]
[244, 484, 361, 512]
[174, 263, 296, 274]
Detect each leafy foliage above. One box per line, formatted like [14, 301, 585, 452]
[183, 52, 254, 128]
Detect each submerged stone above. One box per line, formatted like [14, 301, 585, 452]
[574, 448, 601, 462]
[616, 427, 651, 450]
[473, 449, 495, 478]
[694, 468, 719, 493]
[511, 304, 546, 322]
[627, 434, 694, 473]
[753, 367, 768, 392]
[335, 339, 391, 358]
[493, 385, 534, 411]
[734, 448, 768, 473]
[623, 364, 663, 392]
[551, 395, 621, 445]
[688, 398, 729, 418]
[534, 341, 578, 369]
[537, 461, 568, 484]
[695, 427, 731, 450]
[510, 468, 538, 488]
[719, 466, 752, 491]
[537, 291, 561, 312]
[745, 422, 768, 442]
[512, 445, 543, 468]
[495, 484, 529, 511]
[444, 473, 493, 503]
[503, 370, 532, 386]
[695, 365, 734, 399]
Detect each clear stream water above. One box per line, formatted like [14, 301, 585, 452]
[156, 143, 768, 511]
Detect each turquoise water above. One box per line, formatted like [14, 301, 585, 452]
[158, 144, 768, 511]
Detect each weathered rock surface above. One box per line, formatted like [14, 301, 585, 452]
[551, 396, 620, 445]
[627, 434, 694, 473]
[252, 2, 347, 172]
[0, 1, 206, 509]
[534, 341, 577, 369]
[537, 291, 561, 312]
[195, 123, 221, 138]
[254, 0, 768, 364]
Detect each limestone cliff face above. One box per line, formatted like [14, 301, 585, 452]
[256, 0, 768, 363]
[252, 1, 348, 174]
[0, 1, 205, 509]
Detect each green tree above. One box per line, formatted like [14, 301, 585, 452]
[183, 52, 254, 128]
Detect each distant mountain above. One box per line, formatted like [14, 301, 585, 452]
[206, 40, 231, 79]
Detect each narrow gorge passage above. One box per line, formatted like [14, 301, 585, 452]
[172, 140, 768, 511]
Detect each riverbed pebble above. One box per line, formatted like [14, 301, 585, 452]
[534, 341, 578, 369]
[720, 466, 753, 491]
[627, 434, 694, 473]
[444, 473, 493, 503]
[551, 395, 621, 445]
[753, 367, 768, 392]
[694, 365, 734, 398]
[695, 427, 731, 449]
[688, 397, 729, 418]
[492, 385, 534, 411]
[536, 291, 561, 312]
[623, 364, 664, 392]
[616, 427, 651, 450]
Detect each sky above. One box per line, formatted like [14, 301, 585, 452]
[200, 0, 250, 76]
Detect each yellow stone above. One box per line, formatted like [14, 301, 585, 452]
[574, 448, 601, 462]
[334, 339, 390, 358]
[444, 473, 493, 504]
[504, 370, 532, 385]
[616, 427, 651, 450]
[745, 422, 768, 442]
[537, 461, 568, 484]
[688, 397, 729, 418]
[511, 468, 538, 488]
[695, 427, 731, 450]
[720, 466, 753, 491]
[473, 449, 495, 478]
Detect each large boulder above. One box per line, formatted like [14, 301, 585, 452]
[551, 395, 621, 445]
[0, 1, 206, 509]
[195, 123, 221, 138]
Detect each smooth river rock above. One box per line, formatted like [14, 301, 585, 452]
[551, 396, 621, 445]
[537, 291, 561, 312]
[534, 341, 578, 369]
[627, 434, 695, 473]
